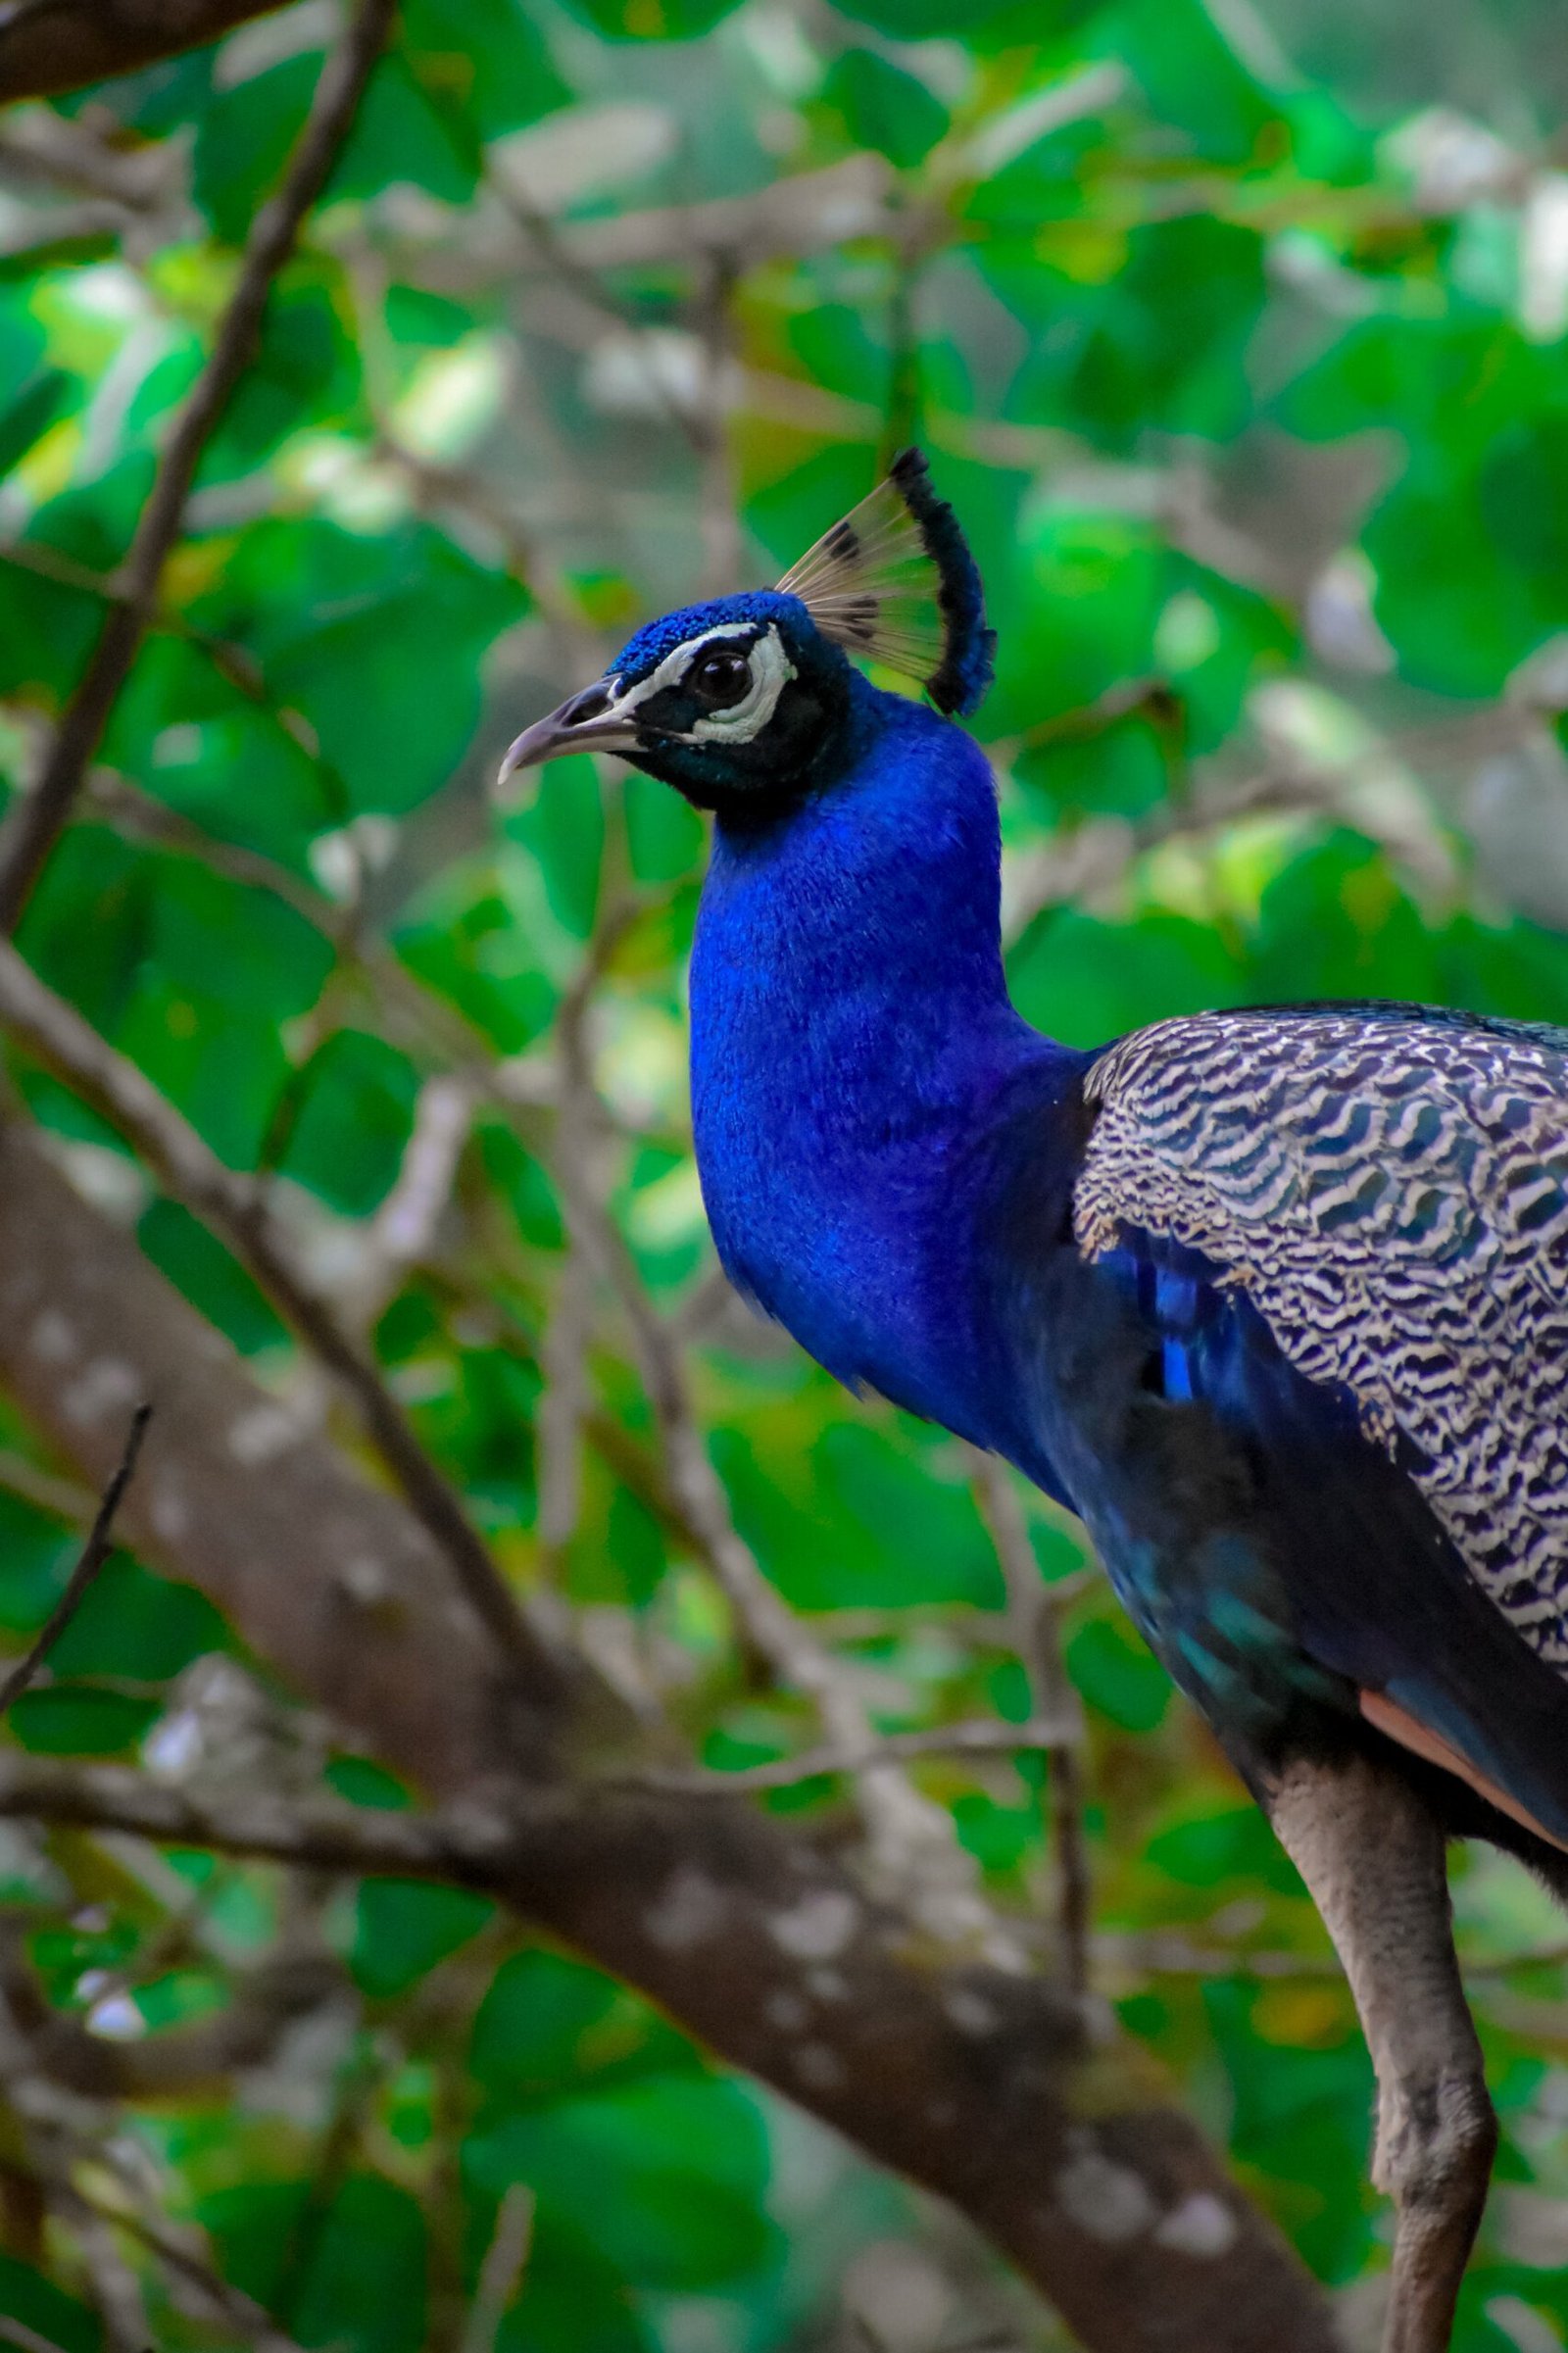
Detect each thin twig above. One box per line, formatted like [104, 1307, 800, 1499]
[616, 1714, 1080, 1795]
[0, 2321, 74, 2353]
[0, 1402, 149, 1717]
[0, 1980, 148, 2353]
[0, 0, 396, 931]
[969, 1449, 1092, 1998]
[81, 2177, 310, 2353]
[462, 2183, 535, 2353]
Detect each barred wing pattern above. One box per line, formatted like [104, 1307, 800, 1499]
[1074, 1008, 1568, 1669]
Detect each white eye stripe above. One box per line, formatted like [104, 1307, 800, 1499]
[691, 625, 797, 744]
[610, 622, 757, 715]
[610, 622, 797, 745]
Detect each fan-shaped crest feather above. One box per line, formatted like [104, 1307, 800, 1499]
[774, 449, 995, 716]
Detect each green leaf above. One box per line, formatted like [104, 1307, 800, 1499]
[275, 1028, 421, 1216]
[1067, 1610, 1171, 1732]
[7, 1687, 161, 1756]
[190, 518, 527, 816]
[711, 1415, 1004, 1610]
[238, 2175, 428, 2353]
[466, 2074, 773, 2289]
[47, 1553, 226, 1683]
[506, 756, 605, 943]
[820, 51, 949, 169]
[401, 0, 572, 142]
[494, 2221, 653, 2353]
[1109, 0, 1286, 165]
[1250, 832, 1438, 1005]
[18, 830, 335, 1167]
[193, 53, 319, 244]
[831, 0, 1050, 34]
[138, 1198, 290, 1354]
[555, 0, 743, 37]
[0, 1491, 78, 1636]
[351, 1879, 495, 1998]
[1008, 908, 1246, 1047]
[0, 368, 70, 480]
[471, 1948, 698, 2105]
[624, 768, 704, 883]
[204, 265, 365, 473]
[0, 2255, 99, 2353]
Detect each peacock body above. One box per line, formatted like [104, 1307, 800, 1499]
[503, 452, 1568, 2353]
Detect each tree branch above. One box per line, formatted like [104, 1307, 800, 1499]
[0, 1120, 1339, 2353]
[0, 0, 396, 931]
[0, 1, 294, 103]
[617, 1715, 1081, 1795]
[0, 937, 568, 1722]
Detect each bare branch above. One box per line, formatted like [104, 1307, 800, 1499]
[0, 938, 567, 1719]
[461, 2183, 535, 2353]
[0, 2319, 74, 2353]
[0, 0, 294, 102]
[969, 1450, 1092, 1998]
[618, 1715, 1082, 1795]
[0, 1400, 148, 1716]
[378, 158, 902, 292]
[80, 2181, 310, 2353]
[0, 0, 396, 930]
[0, 1751, 542, 1877]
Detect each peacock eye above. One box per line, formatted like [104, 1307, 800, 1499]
[687, 647, 754, 710]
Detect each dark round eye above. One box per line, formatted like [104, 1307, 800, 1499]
[687, 648, 753, 710]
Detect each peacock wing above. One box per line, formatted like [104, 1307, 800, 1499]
[1074, 1001, 1568, 1673]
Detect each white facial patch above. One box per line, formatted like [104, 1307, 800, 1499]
[610, 621, 797, 746]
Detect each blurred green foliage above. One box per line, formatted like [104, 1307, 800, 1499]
[5, 0, 1568, 2349]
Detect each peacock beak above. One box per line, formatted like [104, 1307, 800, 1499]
[496, 680, 641, 786]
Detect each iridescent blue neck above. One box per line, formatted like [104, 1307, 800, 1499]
[689, 682, 1085, 1437]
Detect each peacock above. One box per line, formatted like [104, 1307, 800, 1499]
[502, 451, 1568, 2353]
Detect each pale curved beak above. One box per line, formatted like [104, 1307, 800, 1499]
[496, 681, 641, 787]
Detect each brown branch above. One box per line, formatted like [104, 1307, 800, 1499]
[0, 1752, 541, 1875]
[373, 158, 902, 292]
[0, 2319, 74, 2353]
[0, 0, 396, 931]
[0, 1400, 148, 1716]
[0, 0, 294, 102]
[0, 1120, 1339, 2353]
[0, 938, 567, 1722]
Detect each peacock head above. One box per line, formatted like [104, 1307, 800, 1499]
[498, 449, 995, 816]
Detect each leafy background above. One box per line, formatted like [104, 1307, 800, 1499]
[4, 0, 1568, 2349]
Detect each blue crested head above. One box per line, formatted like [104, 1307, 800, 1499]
[499, 450, 995, 819]
[596, 587, 858, 812]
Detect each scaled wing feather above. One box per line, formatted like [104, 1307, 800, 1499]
[1075, 1005, 1568, 1669]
